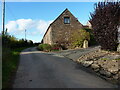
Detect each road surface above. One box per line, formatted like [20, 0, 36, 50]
[13, 47, 117, 88]
[49, 46, 100, 61]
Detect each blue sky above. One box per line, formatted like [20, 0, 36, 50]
[0, 2, 96, 43]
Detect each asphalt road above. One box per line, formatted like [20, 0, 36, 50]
[13, 47, 117, 88]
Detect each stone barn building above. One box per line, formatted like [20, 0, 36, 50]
[42, 8, 84, 45]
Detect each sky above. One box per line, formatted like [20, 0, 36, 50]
[0, 1, 96, 43]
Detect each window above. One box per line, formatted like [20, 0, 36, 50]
[64, 17, 70, 24]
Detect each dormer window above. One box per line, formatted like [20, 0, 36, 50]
[64, 17, 70, 24]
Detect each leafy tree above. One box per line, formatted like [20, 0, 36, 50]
[90, 1, 120, 51]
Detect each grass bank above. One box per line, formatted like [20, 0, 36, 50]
[2, 47, 30, 88]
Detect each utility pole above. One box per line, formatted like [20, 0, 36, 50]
[2, 0, 5, 35]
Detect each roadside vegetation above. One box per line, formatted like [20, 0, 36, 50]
[2, 47, 30, 88]
[2, 29, 35, 88]
[37, 44, 60, 52]
[38, 44, 51, 52]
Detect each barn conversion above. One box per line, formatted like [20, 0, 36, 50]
[42, 8, 84, 45]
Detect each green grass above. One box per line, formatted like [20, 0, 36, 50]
[2, 47, 29, 88]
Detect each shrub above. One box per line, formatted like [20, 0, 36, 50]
[69, 29, 90, 48]
[38, 44, 44, 51]
[51, 47, 60, 51]
[38, 44, 51, 51]
[55, 39, 69, 50]
[90, 1, 120, 51]
[51, 44, 61, 51]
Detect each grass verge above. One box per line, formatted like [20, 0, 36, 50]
[2, 47, 30, 88]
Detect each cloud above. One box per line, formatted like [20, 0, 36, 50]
[5, 21, 17, 32]
[5, 19, 53, 35]
[5, 19, 53, 42]
[16, 19, 34, 31]
[36, 20, 53, 35]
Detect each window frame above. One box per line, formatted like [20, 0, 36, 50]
[64, 17, 70, 24]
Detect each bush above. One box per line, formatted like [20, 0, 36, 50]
[51, 44, 61, 51]
[69, 29, 90, 48]
[55, 39, 69, 50]
[38, 44, 51, 51]
[38, 44, 61, 52]
[90, 1, 120, 51]
[38, 44, 44, 51]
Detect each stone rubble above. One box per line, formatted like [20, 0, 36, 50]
[77, 50, 120, 84]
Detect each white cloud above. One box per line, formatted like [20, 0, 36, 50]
[5, 19, 52, 35]
[16, 19, 34, 31]
[5, 21, 17, 32]
[36, 20, 53, 35]
[5, 19, 53, 42]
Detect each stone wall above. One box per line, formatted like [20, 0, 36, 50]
[43, 27, 52, 45]
[51, 9, 83, 44]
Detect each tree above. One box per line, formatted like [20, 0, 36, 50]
[90, 1, 120, 51]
